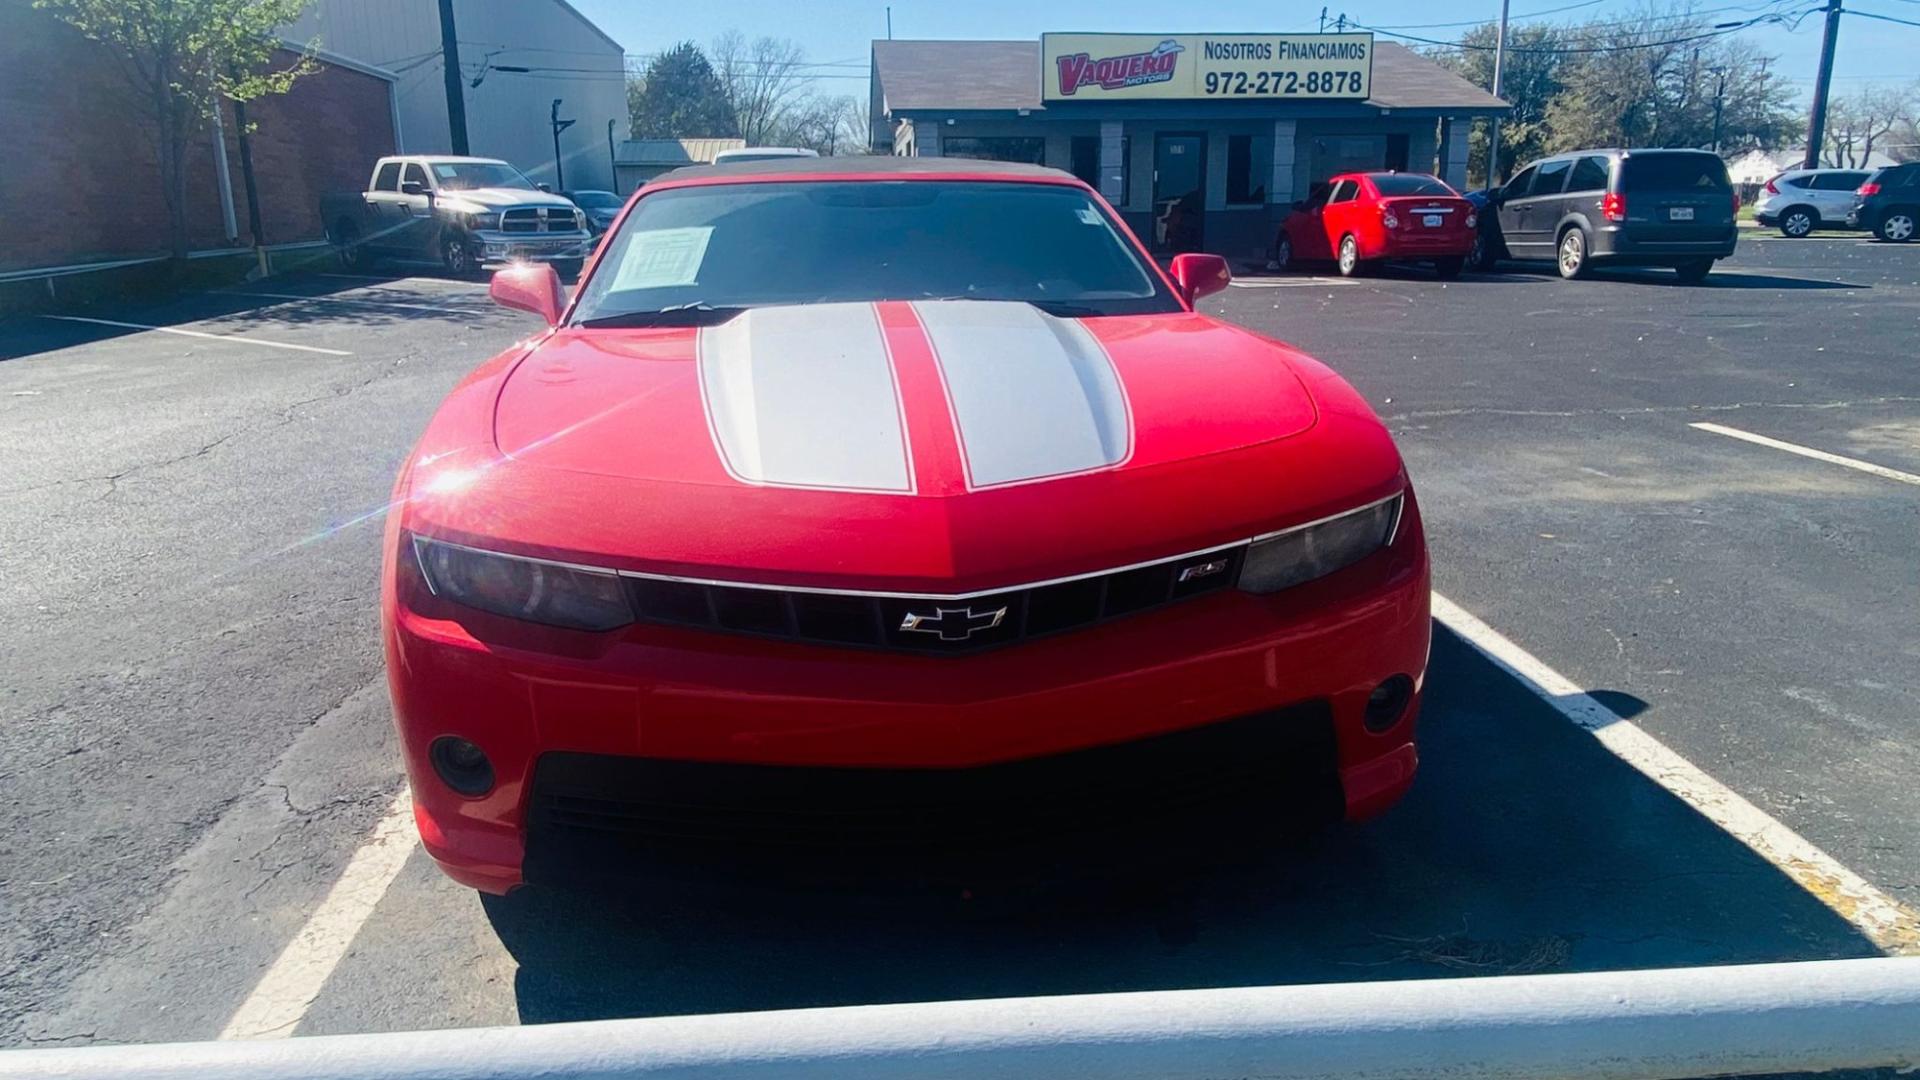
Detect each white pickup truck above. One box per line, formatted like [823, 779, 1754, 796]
[320, 155, 593, 276]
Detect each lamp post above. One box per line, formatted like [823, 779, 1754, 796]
[550, 99, 576, 191]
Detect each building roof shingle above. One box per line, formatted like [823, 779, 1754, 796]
[872, 39, 1506, 114]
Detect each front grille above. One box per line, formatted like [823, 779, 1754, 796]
[626, 544, 1247, 654]
[522, 703, 1342, 883]
[499, 207, 577, 233]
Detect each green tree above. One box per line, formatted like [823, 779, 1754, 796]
[35, 0, 313, 259]
[630, 42, 738, 139]
[1435, 23, 1568, 184]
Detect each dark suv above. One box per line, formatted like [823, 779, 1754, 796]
[1848, 162, 1919, 242]
[1475, 148, 1738, 282]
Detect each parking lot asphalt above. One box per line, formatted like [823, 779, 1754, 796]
[1, 237, 1915, 1046]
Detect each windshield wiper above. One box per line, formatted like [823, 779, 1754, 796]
[1026, 300, 1106, 318]
[574, 303, 747, 329]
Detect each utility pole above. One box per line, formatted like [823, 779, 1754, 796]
[607, 118, 619, 194]
[1710, 66, 1728, 153]
[550, 99, 575, 191]
[886, 6, 892, 39]
[1803, 0, 1842, 170]
[1488, 0, 1512, 184]
[1336, 12, 1347, 31]
[437, 0, 469, 154]
[1319, 6, 1328, 32]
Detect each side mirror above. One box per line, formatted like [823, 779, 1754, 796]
[1168, 252, 1231, 304]
[401, 181, 428, 197]
[535, 182, 552, 193]
[489, 263, 566, 327]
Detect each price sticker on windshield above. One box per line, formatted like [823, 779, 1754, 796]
[610, 227, 713, 291]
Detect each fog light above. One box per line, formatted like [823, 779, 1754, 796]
[1363, 675, 1414, 733]
[430, 735, 495, 796]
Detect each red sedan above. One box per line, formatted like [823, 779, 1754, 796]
[382, 157, 1431, 893]
[1273, 172, 1477, 278]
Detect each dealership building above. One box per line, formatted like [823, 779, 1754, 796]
[870, 33, 1509, 259]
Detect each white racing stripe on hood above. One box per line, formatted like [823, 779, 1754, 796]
[697, 303, 913, 493]
[913, 300, 1131, 489]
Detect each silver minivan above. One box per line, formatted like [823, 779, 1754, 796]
[1752, 168, 1872, 237]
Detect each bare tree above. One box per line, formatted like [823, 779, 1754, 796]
[837, 94, 872, 154]
[1824, 83, 1920, 167]
[710, 30, 810, 145]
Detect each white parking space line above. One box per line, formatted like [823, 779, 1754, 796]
[225, 291, 482, 315]
[1689, 422, 1920, 487]
[1432, 591, 1920, 956]
[42, 315, 353, 357]
[1229, 277, 1359, 289]
[219, 787, 417, 1040]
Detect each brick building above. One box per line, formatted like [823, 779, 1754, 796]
[0, 2, 397, 274]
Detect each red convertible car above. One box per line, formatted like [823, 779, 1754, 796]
[1272, 172, 1477, 278]
[382, 157, 1431, 893]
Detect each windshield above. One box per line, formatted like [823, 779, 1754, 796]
[569, 191, 622, 208]
[430, 161, 536, 191]
[1370, 174, 1456, 197]
[1620, 154, 1729, 191]
[571, 180, 1179, 325]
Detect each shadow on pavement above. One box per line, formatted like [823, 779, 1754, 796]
[0, 267, 551, 363]
[1473, 265, 1868, 290]
[484, 625, 1881, 1025]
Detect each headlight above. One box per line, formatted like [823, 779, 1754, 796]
[1238, 494, 1402, 594]
[411, 536, 632, 631]
[574, 209, 588, 231]
[465, 211, 500, 231]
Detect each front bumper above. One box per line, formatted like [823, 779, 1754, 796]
[472, 229, 593, 262]
[385, 502, 1432, 893]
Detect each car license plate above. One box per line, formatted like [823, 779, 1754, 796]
[1670, 207, 1695, 221]
[1423, 214, 1443, 228]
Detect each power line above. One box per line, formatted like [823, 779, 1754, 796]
[1845, 6, 1920, 25]
[1368, 0, 1600, 30]
[1363, 8, 1818, 52]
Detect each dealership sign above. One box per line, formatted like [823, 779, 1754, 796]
[1042, 33, 1373, 101]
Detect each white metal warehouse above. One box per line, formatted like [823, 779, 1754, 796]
[285, 0, 627, 191]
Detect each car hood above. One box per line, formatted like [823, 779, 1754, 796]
[409, 300, 1405, 592]
[437, 187, 574, 210]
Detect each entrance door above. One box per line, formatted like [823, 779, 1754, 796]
[1153, 133, 1206, 253]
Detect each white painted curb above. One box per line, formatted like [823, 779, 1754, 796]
[5, 957, 1918, 1079]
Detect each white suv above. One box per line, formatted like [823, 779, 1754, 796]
[1752, 168, 1873, 237]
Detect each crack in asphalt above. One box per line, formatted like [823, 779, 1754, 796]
[0, 354, 418, 500]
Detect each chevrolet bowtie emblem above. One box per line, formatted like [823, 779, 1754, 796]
[899, 605, 1009, 642]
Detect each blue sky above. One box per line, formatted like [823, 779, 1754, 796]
[570, 0, 1917, 109]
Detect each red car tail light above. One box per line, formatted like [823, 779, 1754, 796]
[1381, 208, 1400, 229]
[1601, 193, 1627, 222]
[1858, 182, 1881, 197]
[1763, 177, 1779, 195]
[1731, 190, 1741, 213]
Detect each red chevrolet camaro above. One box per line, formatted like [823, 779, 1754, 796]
[382, 157, 1430, 893]
[1273, 171, 1477, 278]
